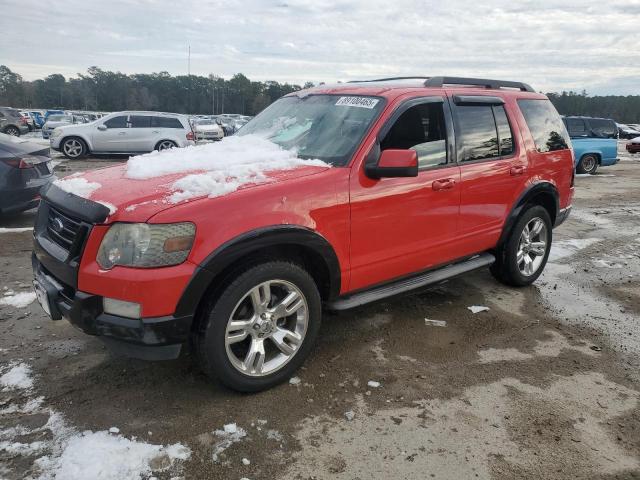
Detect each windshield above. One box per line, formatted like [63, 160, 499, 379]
[48, 115, 71, 122]
[236, 94, 384, 166]
[195, 119, 216, 125]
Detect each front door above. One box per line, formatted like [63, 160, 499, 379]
[91, 114, 130, 152]
[349, 96, 461, 291]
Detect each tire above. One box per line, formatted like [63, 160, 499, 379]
[61, 137, 87, 159]
[4, 126, 20, 136]
[155, 140, 177, 151]
[196, 261, 322, 392]
[491, 205, 552, 287]
[576, 154, 598, 175]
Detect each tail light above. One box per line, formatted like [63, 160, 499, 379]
[2, 157, 35, 169]
[186, 131, 195, 141]
[19, 117, 28, 125]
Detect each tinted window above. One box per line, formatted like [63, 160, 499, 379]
[456, 106, 499, 161]
[104, 115, 128, 128]
[518, 99, 569, 152]
[381, 102, 447, 169]
[493, 106, 514, 156]
[565, 118, 586, 137]
[151, 116, 183, 128]
[588, 118, 617, 139]
[130, 115, 152, 128]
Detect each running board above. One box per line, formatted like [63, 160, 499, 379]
[326, 253, 495, 311]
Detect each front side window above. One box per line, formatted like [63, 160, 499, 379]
[565, 118, 587, 137]
[517, 99, 570, 153]
[380, 102, 447, 169]
[104, 115, 128, 129]
[130, 115, 152, 128]
[237, 94, 385, 166]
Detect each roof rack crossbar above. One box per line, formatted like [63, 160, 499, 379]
[347, 76, 430, 83]
[424, 76, 535, 92]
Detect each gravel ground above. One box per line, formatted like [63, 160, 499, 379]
[1, 138, 639, 479]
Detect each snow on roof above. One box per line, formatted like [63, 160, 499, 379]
[126, 135, 330, 203]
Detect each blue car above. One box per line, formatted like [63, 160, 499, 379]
[562, 116, 618, 175]
[29, 111, 45, 129]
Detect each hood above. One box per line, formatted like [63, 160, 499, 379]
[45, 121, 71, 128]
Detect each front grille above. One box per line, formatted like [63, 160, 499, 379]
[47, 206, 83, 251]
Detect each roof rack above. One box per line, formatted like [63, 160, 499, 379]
[424, 76, 535, 92]
[347, 76, 429, 83]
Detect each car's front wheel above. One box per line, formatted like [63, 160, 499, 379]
[196, 261, 321, 392]
[577, 154, 598, 175]
[491, 205, 552, 287]
[4, 126, 20, 136]
[61, 137, 87, 159]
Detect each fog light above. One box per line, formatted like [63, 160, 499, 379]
[103, 298, 141, 319]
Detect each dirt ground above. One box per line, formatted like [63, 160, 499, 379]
[1, 138, 640, 479]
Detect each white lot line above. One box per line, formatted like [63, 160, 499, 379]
[0, 361, 191, 480]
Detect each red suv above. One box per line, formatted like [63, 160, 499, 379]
[32, 76, 574, 392]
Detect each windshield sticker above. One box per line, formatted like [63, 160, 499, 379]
[335, 96, 379, 109]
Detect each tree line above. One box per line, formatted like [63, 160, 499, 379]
[1, 65, 639, 122]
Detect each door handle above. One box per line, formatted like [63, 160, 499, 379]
[432, 178, 456, 191]
[510, 165, 526, 176]
[118, 132, 126, 135]
[152, 130, 159, 134]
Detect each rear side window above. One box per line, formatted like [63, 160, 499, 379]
[588, 118, 617, 139]
[517, 99, 569, 152]
[456, 105, 513, 162]
[151, 116, 183, 129]
[565, 118, 586, 137]
[104, 115, 128, 128]
[130, 115, 152, 128]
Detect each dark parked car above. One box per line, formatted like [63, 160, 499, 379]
[0, 107, 30, 136]
[0, 133, 54, 215]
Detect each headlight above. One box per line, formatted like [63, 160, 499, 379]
[97, 222, 195, 269]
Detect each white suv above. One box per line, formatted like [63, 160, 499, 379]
[50, 111, 195, 159]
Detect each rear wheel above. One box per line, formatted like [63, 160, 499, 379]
[196, 261, 321, 392]
[4, 126, 20, 136]
[61, 137, 87, 159]
[155, 140, 177, 151]
[577, 154, 598, 175]
[491, 205, 552, 287]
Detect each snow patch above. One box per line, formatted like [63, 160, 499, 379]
[468, 305, 490, 314]
[53, 177, 101, 199]
[289, 376, 301, 385]
[0, 362, 34, 391]
[0, 227, 33, 233]
[125, 135, 329, 203]
[549, 238, 601, 261]
[0, 291, 36, 308]
[367, 380, 381, 388]
[97, 201, 117, 216]
[212, 423, 247, 462]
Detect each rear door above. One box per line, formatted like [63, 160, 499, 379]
[349, 96, 462, 291]
[128, 115, 153, 151]
[451, 95, 527, 255]
[91, 114, 130, 152]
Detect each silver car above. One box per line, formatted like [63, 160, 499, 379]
[42, 114, 87, 139]
[49, 111, 196, 159]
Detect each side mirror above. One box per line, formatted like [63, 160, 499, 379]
[365, 149, 419, 179]
[97, 124, 107, 131]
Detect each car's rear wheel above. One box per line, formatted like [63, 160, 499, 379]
[491, 205, 552, 287]
[577, 154, 598, 175]
[196, 261, 321, 392]
[155, 140, 177, 151]
[4, 126, 20, 136]
[61, 137, 87, 159]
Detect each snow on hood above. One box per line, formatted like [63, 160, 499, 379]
[52, 135, 330, 222]
[126, 135, 329, 203]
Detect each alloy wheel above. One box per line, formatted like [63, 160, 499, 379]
[225, 280, 308, 377]
[516, 217, 548, 276]
[157, 141, 175, 150]
[582, 155, 596, 173]
[63, 139, 83, 158]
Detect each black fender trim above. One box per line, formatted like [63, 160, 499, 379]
[498, 182, 559, 246]
[174, 226, 342, 317]
[41, 183, 110, 224]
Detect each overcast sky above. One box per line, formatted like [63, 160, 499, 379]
[3, 0, 639, 94]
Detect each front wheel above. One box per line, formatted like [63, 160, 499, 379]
[196, 261, 321, 392]
[577, 154, 598, 175]
[491, 205, 552, 287]
[4, 126, 20, 136]
[61, 137, 87, 159]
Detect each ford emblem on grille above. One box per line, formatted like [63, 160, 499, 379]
[51, 217, 64, 233]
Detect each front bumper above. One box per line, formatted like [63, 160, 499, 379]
[32, 253, 192, 360]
